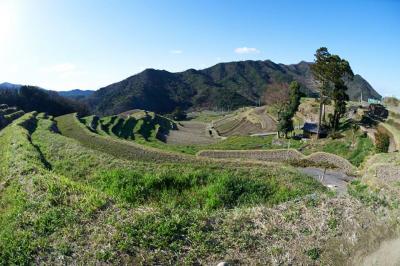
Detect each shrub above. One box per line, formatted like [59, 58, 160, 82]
[329, 132, 343, 139]
[306, 247, 321, 260]
[375, 131, 390, 153]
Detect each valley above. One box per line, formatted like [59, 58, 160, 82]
[1, 93, 399, 264]
[1, 1, 399, 264]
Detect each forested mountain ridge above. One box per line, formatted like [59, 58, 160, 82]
[87, 60, 381, 115]
[0, 86, 89, 116]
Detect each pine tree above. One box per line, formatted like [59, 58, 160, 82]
[277, 81, 301, 138]
[311, 48, 354, 136]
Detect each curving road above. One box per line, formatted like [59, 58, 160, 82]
[298, 167, 354, 194]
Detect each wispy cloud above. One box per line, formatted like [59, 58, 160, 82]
[234, 47, 260, 54]
[39, 63, 83, 79]
[170, 50, 183, 54]
[40, 63, 77, 73]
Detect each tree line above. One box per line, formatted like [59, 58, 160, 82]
[269, 47, 356, 139]
[0, 86, 89, 117]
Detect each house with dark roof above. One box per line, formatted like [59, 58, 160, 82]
[302, 122, 328, 139]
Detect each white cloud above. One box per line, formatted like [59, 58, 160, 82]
[234, 47, 260, 54]
[170, 50, 183, 54]
[39, 63, 77, 74]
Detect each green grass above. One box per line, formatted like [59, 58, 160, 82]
[0, 113, 109, 264]
[118, 127, 372, 167]
[301, 131, 375, 167]
[116, 133, 305, 156]
[2, 111, 399, 264]
[80, 111, 176, 142]
[56, 114, 188, 163]
[96, 167, 319, 210]
[18, 113, 326, 263]
[78, 111, 374, 167]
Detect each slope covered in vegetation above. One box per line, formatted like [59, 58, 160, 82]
[0, 104, 25, 130]
[80, 110, 176, 142]
[0, 112, 334, 264]
[87, 60, 381, 115]
[0, 86, 89, 116]
[1, 110, 400, 264]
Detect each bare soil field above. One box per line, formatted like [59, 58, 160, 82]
[213, 106, 277, 136]
[165, 121, 218, 145]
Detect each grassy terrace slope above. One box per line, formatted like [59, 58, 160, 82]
[2, 112, 400, 264]
[56, 113, 188, 163]
[0, 104, 25, 130]
[0, 112, 348, 264]
[0, 113, 110, 264]
[80, 110, 176, 141]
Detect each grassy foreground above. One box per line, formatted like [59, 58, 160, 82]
[1, 113, 342, 264]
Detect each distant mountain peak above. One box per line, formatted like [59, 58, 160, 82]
[87, 59, 382, 116]
[0, 82, 22, 90]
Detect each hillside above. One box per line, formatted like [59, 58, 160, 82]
[0, 82, 22, 90]
[1, 110, 399, 264]
[58, 89, 94, 99]
[87, 60, 381, 115]
[0, 104, 25, 130]
[80, 109, 177, 141]
[0, 82, 94, 100]
[0, 85, 89, 116]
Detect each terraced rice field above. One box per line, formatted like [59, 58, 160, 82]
[165, 120, 218, 145]
[80, 110, 176, 141]
[0, 104, 25, 130]
[2, 112, 343, 264]
[1, 110, 400, 264]
[213, 106, 277, 136]
[56, 114, 189, 163]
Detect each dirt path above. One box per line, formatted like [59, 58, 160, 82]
[298, 167, 354, 194]
[358, 237, 400, 266]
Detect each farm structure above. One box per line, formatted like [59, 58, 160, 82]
[302, 122, 328, 139]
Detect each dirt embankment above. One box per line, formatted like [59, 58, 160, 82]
[357, 237, 400, 266]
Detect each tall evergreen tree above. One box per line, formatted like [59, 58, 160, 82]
[311, 47, 354, 136]
[277, 81, 301, 138]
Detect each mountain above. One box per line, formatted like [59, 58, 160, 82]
[0, 82, 22, 90]
[87, 60, 382, 116]
[0, 85, 89, 116]
[0, 83, 94, 99]
[58, 89, 94, 99]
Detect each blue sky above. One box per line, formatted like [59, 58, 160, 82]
[0, 0, 399, 97]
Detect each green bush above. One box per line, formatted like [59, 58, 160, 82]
[375, 131, 390, 153]
[306, 247, 321, 260]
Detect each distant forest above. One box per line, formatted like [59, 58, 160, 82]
[0, 86, 89, 116]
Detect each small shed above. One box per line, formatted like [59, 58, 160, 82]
[302, 122, 328, 139]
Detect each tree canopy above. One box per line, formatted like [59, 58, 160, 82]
[0, 86, 89, 116]
[311, 47, 354, 133]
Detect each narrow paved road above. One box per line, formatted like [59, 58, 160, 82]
[298, 167, 354, 194]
